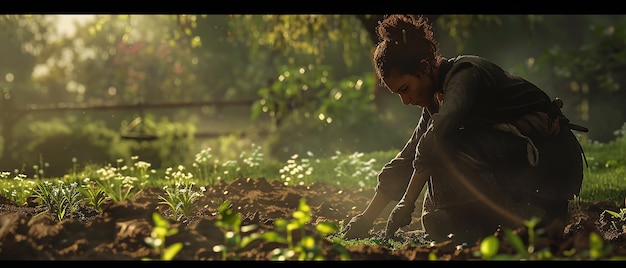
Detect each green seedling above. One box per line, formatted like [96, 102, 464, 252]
[213, 198, 350, 260]
[143, 212, 183, 261]
[213, 200, 261, 260]
[602, 205, 626, 244]
[192, 147, 220, 185]
[262, 198, 350, 260]
[473, 216, 619, 260]
[79, 178, 108, 212]
[604, 207, 626, 221]
[32, 180, 83, 221]
[94, 164, 142, 202]
[158, 181, 205, 221]
[159, 165, 205, 221]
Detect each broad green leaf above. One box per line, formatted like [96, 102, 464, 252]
[315, 221, 338, 235]
[480, 235, 500, 259]
[162, 242, 183, 260]
[504, 229, 529, 258]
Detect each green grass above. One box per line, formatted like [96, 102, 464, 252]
[578, 131, 626, 205]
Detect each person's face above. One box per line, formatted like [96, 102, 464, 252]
[383, 68, 435, 107]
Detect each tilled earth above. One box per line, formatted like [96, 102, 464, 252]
[0, 177, 625, 260]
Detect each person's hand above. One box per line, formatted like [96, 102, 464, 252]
[339, 214, 374, 240]
[384, 199, 416, 238]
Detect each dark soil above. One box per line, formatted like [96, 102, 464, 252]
[0, 177, 625, 260]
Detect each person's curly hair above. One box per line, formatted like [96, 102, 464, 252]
[373, 15, 443, 84]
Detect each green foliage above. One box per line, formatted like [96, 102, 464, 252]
[252, 65, 376, 129]
[143, 212, 183, 261]
[251, 64, 379, 156]
[470, 216, 618, 260]
[191, 147, 219, 185]
[436, 15, 504, 53]
[213, 200, 254, 260]
[32, 180, 82, 221]
[579, 125, 626, 203]
[158, 165, 205, 221]
[605, 207, 626, 221]
[214, 198, 350, 261]
[188, 143, 269, 185]
[79, 178, 108, 212]
[92, 160, 144, 202]
[278, 153, 314, 186]
[533, 18, 626, 142]
[0, 172, 36, 205]
[331, 151, 379, 188]
[603, 205, 626, 240]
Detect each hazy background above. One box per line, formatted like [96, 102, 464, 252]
[1, 14, 625, 177]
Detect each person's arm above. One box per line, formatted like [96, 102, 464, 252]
[340, 107, 431, 240]
[433, 65, 483, 139]
[379, 106, 430, 185]
[384, 168, 430, 237]
[403, 169, 430, 204]
[416, 65, 484, 167]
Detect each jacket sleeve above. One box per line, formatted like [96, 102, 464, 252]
[376, 108, 431, 201]
[415, 63, 487, 166]
[435, 62, 486, 138]
[384, 107, 431, 169]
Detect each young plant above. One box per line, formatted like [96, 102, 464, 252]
[158, 165, 205, 221]
[1, 172, 35, 205]
[132, 158, 154, 182]
[32, 180, 83, 221]
[93, 162, 142, 202]
[213, 200, 255, 260]
[474, 216, 616, 260]
[239, 143, 264, 177]
[192, 144, 266, 185]
[219, 160, 241, 182]
[275, 199, 351, 260]
[279, 154, 313, 186]
[143, 212, 183, 261]
[604, 207, 626, 221]
[601, 202, 626, 241]
[192, 147, 220, 185]
[239, 198, 350, 261]
[79, 177, 109, 212]
[332, 151, 378, 188]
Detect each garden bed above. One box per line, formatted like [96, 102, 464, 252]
[0, 177, 624, 260]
